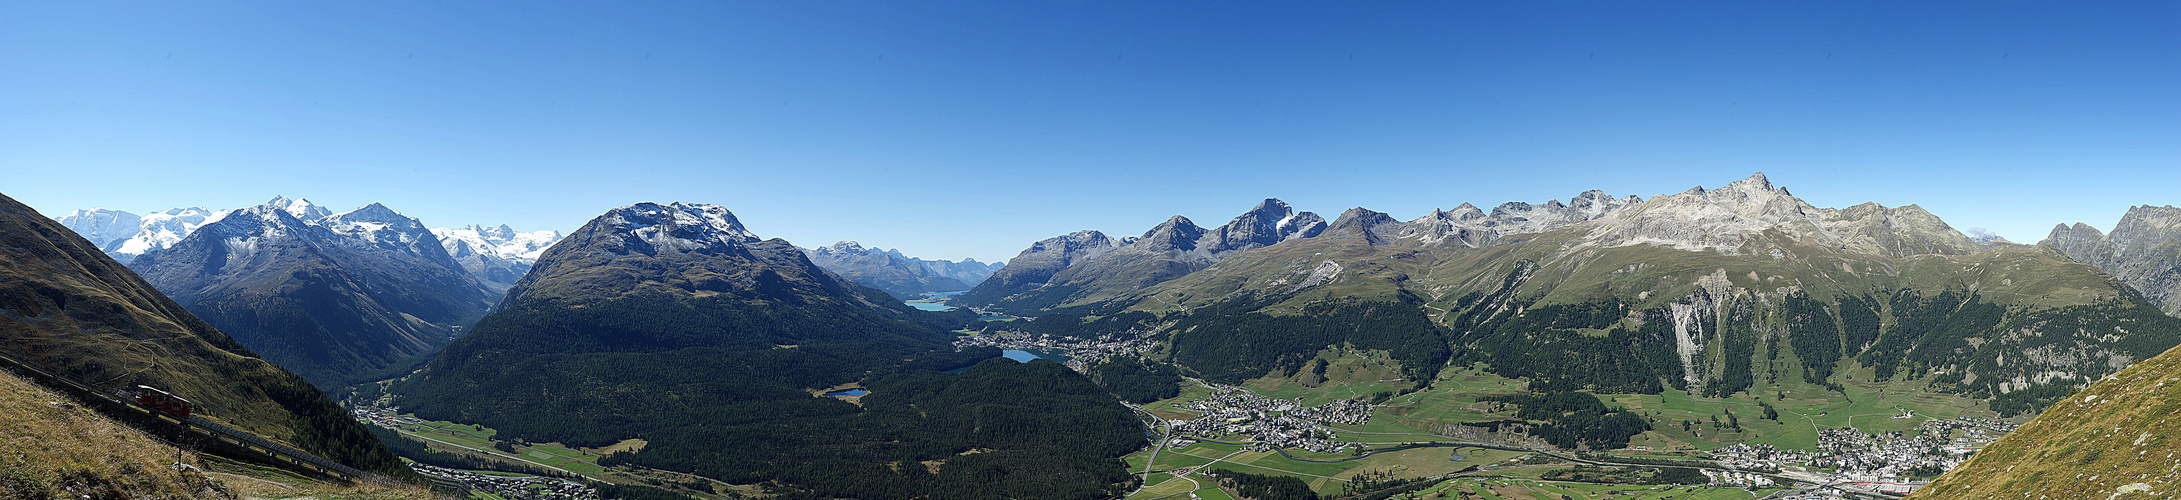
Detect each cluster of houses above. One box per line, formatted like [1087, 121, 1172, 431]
[1916, 416, 2016, 455]
[351, 405, 425, 429]
[1168, 386, 1376, 453]
[1698, 468, 1777, 488]
[1709, 442, 1809, 471]
[1708, 416, 2020, 497]
[1808, 427, 1966, 479]
[409, 463, 593, 500]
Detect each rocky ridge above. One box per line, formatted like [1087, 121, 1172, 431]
[802, 241, 976, 299]
[2043, 205, 2181, 317]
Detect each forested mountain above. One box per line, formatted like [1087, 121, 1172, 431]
[1059, 173, 2180, 417]
[2044, 205, 2181, 317]
[0, 191, 407, 475]
[392, 202, 1144, 499]
[127, 198, 493, 388]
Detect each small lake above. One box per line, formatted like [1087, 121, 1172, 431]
[946, 349, 1073, 373]
[904, 290, 967, 312]
[1002, 349, 1072, 364]
[823, 388, 869, 397]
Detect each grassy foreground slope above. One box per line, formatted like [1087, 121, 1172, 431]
[0, 370, 432, 500]
[1908, 342, 2181, 500]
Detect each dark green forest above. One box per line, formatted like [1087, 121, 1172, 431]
[1166, 297, 1449, 386]
[1477, 391, 1649, 450]
[601, 359, 1144, 500]
[1206, 470, 1317, 500]
[1087, 357, 1183, 404]
[393, 290, 1143, 499]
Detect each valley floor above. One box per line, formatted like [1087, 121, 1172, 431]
[1117, 364, 2026, 500]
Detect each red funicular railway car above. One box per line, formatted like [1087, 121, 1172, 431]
[124, 385, 195, 419]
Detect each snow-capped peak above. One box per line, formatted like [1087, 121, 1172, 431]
[431, 224, 565, 262]
[599, 202, 761, 255]
[266, 196, 331, 221]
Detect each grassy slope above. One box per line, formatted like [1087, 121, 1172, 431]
[1909, 342, 2181, 500]
[0, 371, 431, 500]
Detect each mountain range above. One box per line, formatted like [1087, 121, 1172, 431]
[57, 206, 228, 264]
[802, 241, 1004, 298]
[22, 173, 2181, 497]
[55, 199, 564, 292]
[0, 191, 406, 476]
[972, 173, 2180, 418]
[125, 198, 496, 388]
[955, 198, 1329, 314]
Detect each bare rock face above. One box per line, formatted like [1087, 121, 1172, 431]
[2043, 205, 2181, 316]
[1579, 172, 1975, 258]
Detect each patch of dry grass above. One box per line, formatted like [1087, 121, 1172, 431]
[0, 371, 436, 500]
[0, 370, 232, 499]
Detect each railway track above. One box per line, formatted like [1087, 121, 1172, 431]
[0, 352, 402, 487]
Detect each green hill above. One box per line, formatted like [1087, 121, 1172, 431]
[1908, 342, 2181, 499]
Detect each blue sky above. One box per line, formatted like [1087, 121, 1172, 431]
[4, 1, 2175, 262]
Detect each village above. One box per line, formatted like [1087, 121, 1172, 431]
[1704, 416, 2018, 496]
[408, 463, 595, 500]
[1166, 385, 1377, 453]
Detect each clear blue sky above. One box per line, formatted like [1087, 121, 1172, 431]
[4, 1, 2175, 263]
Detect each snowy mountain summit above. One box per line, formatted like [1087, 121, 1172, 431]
[432, 224, 565, 292]
[55, 206, 225, 263]
[596, 202, 760, 255]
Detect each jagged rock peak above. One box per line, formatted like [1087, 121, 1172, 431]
[816, 240, 873, 254]
[1134, 216, 1206, 252]
[1025, 230, 1120, 256]
[1326, 207, 1400, 244]
[1416, 203, 1486, 223]
[1205, 198, 1325, 253]
[2040, 205, 2181, 316]
[597, 202, 761, 255]
[329, 202, 411, 224]
[1581, 172, 1975, 257]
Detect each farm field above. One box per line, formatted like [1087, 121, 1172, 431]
[1396, 477, 1779, 500]
[385, 413, 609, 476]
